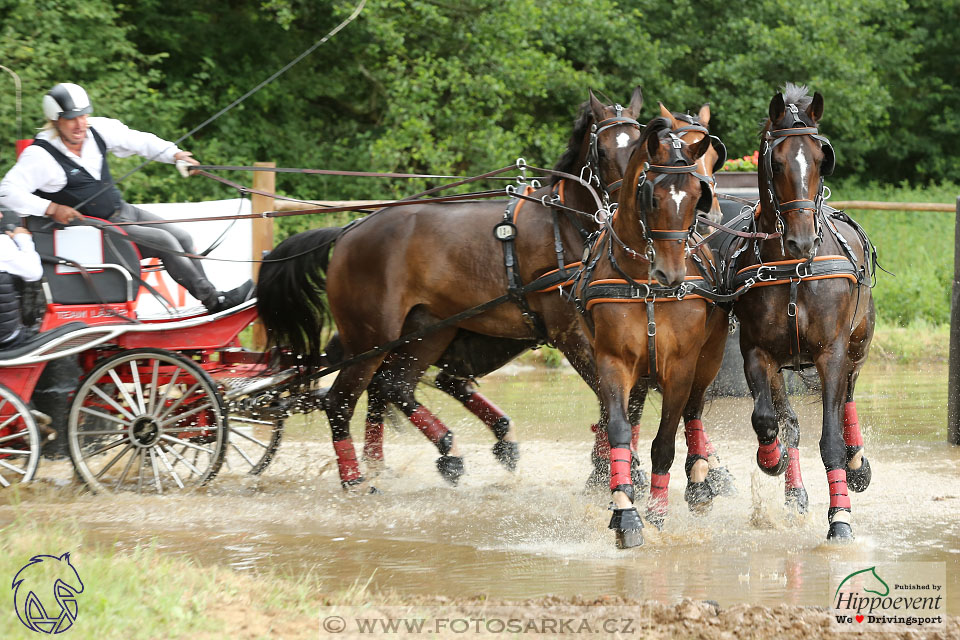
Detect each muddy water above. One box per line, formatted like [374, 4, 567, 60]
[3, 360, 958, 612]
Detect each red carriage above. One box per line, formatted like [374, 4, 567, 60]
[0, 215, 297, 492]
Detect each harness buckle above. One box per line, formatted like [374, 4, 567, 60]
[795, 262, 812, 279]
[505, 184, 517, 196]
[676, 284, 688, 300]
[756, 265, 777, 282]
[593, 209, 608, 225]
[630, 284, 650, 299]
[644, 241, 656, 262]
[787, 302, 798, 317]
[647, 321, 657, 337]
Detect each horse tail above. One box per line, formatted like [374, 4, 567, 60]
[256, 226, 342, 364]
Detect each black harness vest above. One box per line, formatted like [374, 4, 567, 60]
[32, 128, 123, 219]
[0, 271, 23, 345]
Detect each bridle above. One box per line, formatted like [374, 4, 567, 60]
[584, 104, 642, 208]
[760, 103, 835, 244]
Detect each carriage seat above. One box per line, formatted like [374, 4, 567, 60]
[0, 322, 89, 361]
[26, 216, 142, 304]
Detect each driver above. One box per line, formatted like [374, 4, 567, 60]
[0, 82, 253, 314]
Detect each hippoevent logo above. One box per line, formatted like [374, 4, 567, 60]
[831, 562, 945, 632]
[11, 553, 84, 634]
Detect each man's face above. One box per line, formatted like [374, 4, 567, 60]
[55, 114, 88, 147]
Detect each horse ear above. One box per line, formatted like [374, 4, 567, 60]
[658, 102, 681, 130]
[627, 86, 643, 116]
[698, 103, 711, 126]
[646, 129, 662, 158]
[769, 92, 786, 125]
[690, 134, 712, 161]
[807, 91, 824, 123]
[589, 89, 606, 120]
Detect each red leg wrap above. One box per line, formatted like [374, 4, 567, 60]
[609, 447, 632, 490]
[630, 424, 640, 452]
[649, 472, 670, 513]
[590, 423, 610, 460]
[463, 392, 507, 428]
[684, 419, 709, 459]
[703, 431, 717, 456]
[363, 420, 384, 461]
[843, 402, 864, 448]
[785, 446, 803, 489]
[758, 439, 782, 469]
[409, 405, 449, 445]
[827, 469, 852, 510]
[333, 438, 361, 483]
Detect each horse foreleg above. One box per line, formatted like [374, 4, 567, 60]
[816, 348, 853, 540]
[743, 347, 790, 476]
[434, 370, 518, 471]
[648, 364, 696, 528]
[771, 373, 808, 514]
[596, 357, 644, 548]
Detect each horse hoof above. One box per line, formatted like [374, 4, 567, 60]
[784, 487, 809, 514]
[847, 456, 872, 493]
[609, 507, 644, 548]
[706, 465, 737, 497]
[436, 455, 465, 486]
[684, 480, 716, 514]
[492, 440, 519, 471]
[644, 508, 666, 531]
[757, 442, 789, 476]
[827, 521, 854, 541]
[341, 477, 378, 494]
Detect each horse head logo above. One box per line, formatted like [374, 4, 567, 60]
[12, 552, 84, 634]
[835, 566, 890, 600]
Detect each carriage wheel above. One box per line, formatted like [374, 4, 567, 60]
[68, 349, 227, 494]
[224, 417, 283, 476]
[0, 383, 40, 487]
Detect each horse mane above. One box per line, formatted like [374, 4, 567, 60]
[759, 82, 813, 137]
[551, 100, 594, 184]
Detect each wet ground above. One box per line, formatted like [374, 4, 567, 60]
[2, 359, 958, 614]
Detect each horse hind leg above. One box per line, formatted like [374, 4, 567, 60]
[434, 370, 518, 471]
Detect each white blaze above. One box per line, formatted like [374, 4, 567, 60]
[795, 146, 809, 185]
[669, 185, 686, 214]
[616, 132, 630, 148]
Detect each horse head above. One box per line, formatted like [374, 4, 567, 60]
[12, 552, 84, 632]
[760, 84, 834, 260]
[554, 87, 644, 207]
[659, 102, 726, 224]
[618, 116, 712, 287]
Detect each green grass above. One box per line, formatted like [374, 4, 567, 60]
[830, 179, 958, 327]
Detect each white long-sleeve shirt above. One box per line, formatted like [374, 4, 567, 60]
[0, 233, 43, 282]
[0, 116, 182, 218]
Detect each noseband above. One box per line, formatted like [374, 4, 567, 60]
[761, 103, 835, 240]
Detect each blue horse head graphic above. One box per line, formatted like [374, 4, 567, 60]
[12, 552, 84, 634]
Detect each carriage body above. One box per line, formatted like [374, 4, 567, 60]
[0, 216, 296, 491]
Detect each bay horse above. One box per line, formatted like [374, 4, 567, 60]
[256, 93, 732, 507]
[573, 117, 727, 548]
[722, 84, 875, 540]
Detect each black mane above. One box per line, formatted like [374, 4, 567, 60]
[551, 100, 594, 185]
[760, 82, 814, 136]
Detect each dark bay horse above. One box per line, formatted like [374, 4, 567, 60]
[723, 84, 875, 540]
[574, 117, 728, 547]
[256, 93, 732, 502]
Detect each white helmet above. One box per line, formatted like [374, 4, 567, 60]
[42, 83, 93, 121]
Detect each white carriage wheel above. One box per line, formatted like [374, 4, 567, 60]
[225, 416, 283, 476]
[68, 349, 227, 494]
[0, 382, 40, 487]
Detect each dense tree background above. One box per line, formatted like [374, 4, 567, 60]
[1, 0, 957, 214]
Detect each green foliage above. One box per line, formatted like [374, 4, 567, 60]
[831, 179, 957, 326]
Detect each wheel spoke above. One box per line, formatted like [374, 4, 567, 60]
[92, 443, 133, 480]
[113, 447, 139, 491]
[84, 436, 128, 459]
[108, 369, 140, 417]
[137, 448, 146, 493]
[159, 434, 214, 455]
[0, 429, 29, 444]
[0, 448, 32, 456]
[230, 442, 258, 468]
[79, 406, 131, 427]
[161, 442, 204, 476]
[148, 359, 160, 415]
[149, 448, 163, 494]
[0, 473, 10, 488]
[160, 401, 215, 429]
[157, 381, 201, 422]
[229, 426, 269, 449]
[0, 411, 20, 431]
[130, 361, 148, 415]
[156, 446, 185, 489]
[0, 459, 28, 475]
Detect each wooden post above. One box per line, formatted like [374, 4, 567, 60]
[948, 196, 960, 445]
[250, 162, 276, 350]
